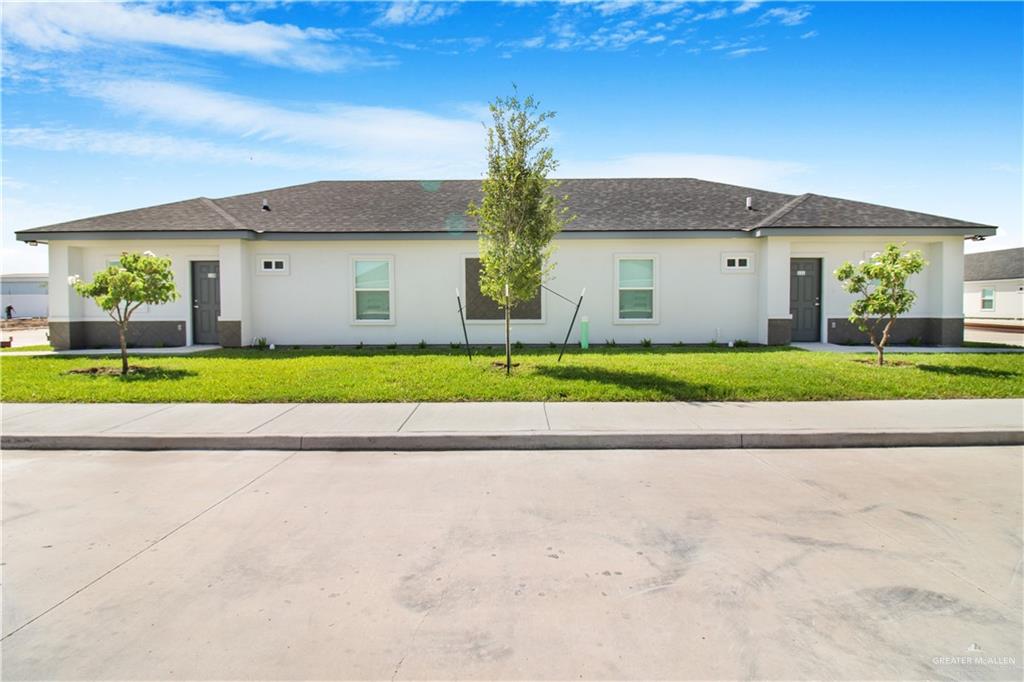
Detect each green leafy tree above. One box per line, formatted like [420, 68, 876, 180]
[69, 251, 180, 375]
[834, 243, 927, 366]
[467, 91, 571, 373]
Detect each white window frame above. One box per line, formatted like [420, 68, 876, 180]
[351, 255, 395, 325]
[981, 288, 995, 311]
[460, 254, 546, 325]
[614, 254, 659, 324]
[721, 252, 755, 273]
[256, 255, 290, 275]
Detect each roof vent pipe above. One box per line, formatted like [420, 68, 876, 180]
[261, 199, 271, 212]
[745, 196, 753, 211]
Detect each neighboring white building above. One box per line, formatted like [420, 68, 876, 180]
[963, 247, 1023, 347]
[0, 273, 49, 319]
[15, 179, 994, 350]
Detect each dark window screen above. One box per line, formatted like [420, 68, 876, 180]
[464, 258, 542, 320]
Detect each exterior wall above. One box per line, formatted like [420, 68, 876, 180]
[247, 237, 761, 346]
[782, 236, 963, 345]
[48, 240, 218, 349]
[963, 278, 1024, 320]
[0, 275, 48, 318]
[46, 234, 968, 348]
[963, 277, 1024, 347]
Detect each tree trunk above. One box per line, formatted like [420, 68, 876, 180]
[118, 325, 129, 376]
[504, 301, 512, 375]
[876, 317, 896, 366]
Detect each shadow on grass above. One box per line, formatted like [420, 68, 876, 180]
[535, 364, 718, 400]
[916, 364, 1020, 379]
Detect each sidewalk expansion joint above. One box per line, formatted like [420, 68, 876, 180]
[246, 404, 301, 434]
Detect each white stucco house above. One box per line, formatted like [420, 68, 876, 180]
[15, 178, 995, 350]
[963, 247, 1023, 346]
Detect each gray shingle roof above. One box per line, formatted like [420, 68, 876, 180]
[964, 247, 1024, 281]
[16, 178, 995, 236]
[757, 193, 992, 229]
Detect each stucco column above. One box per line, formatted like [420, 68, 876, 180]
[47, 243, 84, 349]
[931, 237, 965, 345]
[757, 237, 792, 345]
[217, 240, 252, 347]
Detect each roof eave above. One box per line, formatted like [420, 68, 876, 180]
[752, 225, 997, 237]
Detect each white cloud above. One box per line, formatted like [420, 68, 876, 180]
[375, 2, 460, 26]
[1, 3, 355, 71]
[754, 6, 812, 26]
[728, 46, 767, 57]
[800, 30, 819, 39]
[2, 125, 486, 179]
[733, 1, 761, 14]
[83, 79, 484, 159]
[559, 153, 809, 187]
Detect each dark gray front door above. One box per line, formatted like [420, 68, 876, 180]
[790, 258, 821, 342]
[191, 261, 220, 344]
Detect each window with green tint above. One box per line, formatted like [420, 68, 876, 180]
[618, 259, 654, 289]
[618, 290, 654, 319]
[981, 288, 995, 310]
[617, 257, 655, 320]
[355, 291, 390, 320]
[354, 259, 391, 321]
[355, 260, 390, 290]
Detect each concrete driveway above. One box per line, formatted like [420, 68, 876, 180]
[2, 447, 1021, 680]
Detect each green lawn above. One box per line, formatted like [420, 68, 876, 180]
[1, 346, 1022, 402]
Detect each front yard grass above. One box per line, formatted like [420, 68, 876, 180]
[1, 345, 1022, 402]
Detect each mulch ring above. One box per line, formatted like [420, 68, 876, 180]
[66, 365, 152, 377]
[491, 362, 522, 369]
[852, 358, 916, 367]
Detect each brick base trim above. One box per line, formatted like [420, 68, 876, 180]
[49, 321, 186, 350]
[826, 318, 963, 346]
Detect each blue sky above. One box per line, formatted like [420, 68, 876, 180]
[2, 1, 1021, 272]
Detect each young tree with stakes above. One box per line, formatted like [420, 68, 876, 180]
[69, 251, 180, 375]
[834, 243, 927, 366]
[467, 91, 571, 374]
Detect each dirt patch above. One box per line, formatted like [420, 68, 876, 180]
[852, 358, 916, 367]
[491, 361, 522, 369]
[0, 317, 48, 331]
[66, 366, 149, 377]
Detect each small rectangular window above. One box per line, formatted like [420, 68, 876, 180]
[722, 253, 754, 272]
[354, 258, 393, 322]
[616, 257, 655, 321]
[981, 288, 995, 310]
[257, 255, 289, 275]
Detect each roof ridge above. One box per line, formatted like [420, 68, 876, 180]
[200, 197, 249, 231]
[752, 192, 814, 229]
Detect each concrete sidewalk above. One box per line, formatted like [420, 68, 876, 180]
[2, 399, 1022, 451]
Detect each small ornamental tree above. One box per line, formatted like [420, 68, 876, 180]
[834, 243, 927, 366]
[467, 91, 571, 374]
[69, 251, 179, 375]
